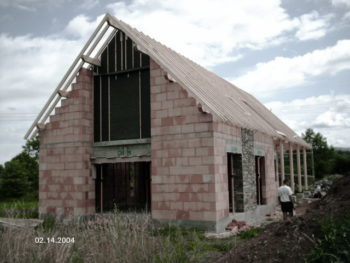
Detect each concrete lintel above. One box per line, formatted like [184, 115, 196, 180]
[93, 138, 151, 147]
[92, 156, 151, 164]
[254, 148, 265, 156]
[93, 143, 151, 159]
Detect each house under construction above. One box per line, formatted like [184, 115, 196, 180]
[25, 14, 312, 232]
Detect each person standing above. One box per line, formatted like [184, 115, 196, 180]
[278, 179, 294, 220]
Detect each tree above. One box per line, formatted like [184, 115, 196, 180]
[302, 128, 335, 179]
[0, 158, 31, 199]
[0, 137, 39, 200]
[23, 136, 40, 160]
[334, 150, 350, 176]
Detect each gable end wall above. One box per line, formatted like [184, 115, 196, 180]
[38, 68, 95, 216]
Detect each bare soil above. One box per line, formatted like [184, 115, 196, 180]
[216, 176, 350, 263]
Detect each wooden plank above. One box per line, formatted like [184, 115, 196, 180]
[81, 55, 101, 67]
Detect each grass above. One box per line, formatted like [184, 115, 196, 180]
[0, 209, 248, 263]
[0, 199, 38, 218]
[237, 227, 263, 240]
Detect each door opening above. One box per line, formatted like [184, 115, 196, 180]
[255, 156, 266, 205]
[227, 153, 243, 213]
[95, 162, 151, 212]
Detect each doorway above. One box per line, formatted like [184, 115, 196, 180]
[227, 153, 244, 213]
[95, 162, 151, 212]
[255, 156, 266, 205]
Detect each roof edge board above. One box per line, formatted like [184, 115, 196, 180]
[28, 28, 117, 140]
[25, 16, 113, 140]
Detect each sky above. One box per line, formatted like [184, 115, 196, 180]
[0, 0, 349, 164]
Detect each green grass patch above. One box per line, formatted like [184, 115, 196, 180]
[237, 227, 263, 240]
[0, 199, 38, 218]
[152, 225, 243, 262]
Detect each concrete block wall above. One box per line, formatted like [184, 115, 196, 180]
[212, 123, 278, 219]
[150, 59, 219, 223]
[212, 122, 242, 220]
[254, 131, 279, 204]
[38, 68, 95, 216]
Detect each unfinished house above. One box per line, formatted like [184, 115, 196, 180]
[25, 14, 311, 232]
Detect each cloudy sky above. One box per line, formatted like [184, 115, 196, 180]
[0, 0, 349, 164]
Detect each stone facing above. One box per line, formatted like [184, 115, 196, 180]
[39, 68, 94, 216]
[241, 128, 257, 211]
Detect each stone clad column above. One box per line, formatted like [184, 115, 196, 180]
[303, 148, 308, 190]
[289, 144, 295, 192]
[297, 146, 302, 192]
[241, 128, 257, 211]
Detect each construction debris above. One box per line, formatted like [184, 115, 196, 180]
[0, 217, 43, 228]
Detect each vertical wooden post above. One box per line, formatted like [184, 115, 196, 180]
[276, 150, 279, 186]
[303, 148, 308, 190]
[289, 144, 295, 192]
[100, 166, 103, 213]
[297, 146, 302, 192]
[280, 143, 285, 183]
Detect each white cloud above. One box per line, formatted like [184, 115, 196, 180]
[343, 11, 350, 20]
[64, 15, 98, 38]
[295, 11, 331, 41]
[331, 0, 350, 7]
[231, 40, 350, 96]
[0, 0, 68, 11]
[313, 111, 350, 128]
[80, 0, 98, 10]
[106, 0, 306, 67]
[0, 0, 98, 11]
[0, 14, 104, 164]
[265, 94, 350, 147]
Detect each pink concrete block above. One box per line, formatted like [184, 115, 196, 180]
[176, 210, 189, 220]
[152, 210, 176, 220]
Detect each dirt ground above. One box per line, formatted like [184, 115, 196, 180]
[216, 176, 350, 263]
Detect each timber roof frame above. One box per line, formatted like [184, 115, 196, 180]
[25, 13, 310, 148]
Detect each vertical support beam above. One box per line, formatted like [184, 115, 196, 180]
[276, 150, 279, 186]
[303, 148, 308, 190]
[297, 146, 302, 192]
[100, 165, 103, 213]
[311, 149, 315, 182]
[280, 142, 285, 183]
[289, 144, 295, 192]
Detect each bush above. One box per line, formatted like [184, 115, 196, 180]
[307, 214, 350, 263]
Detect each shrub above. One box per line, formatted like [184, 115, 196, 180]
[307, 214, 350, 263]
